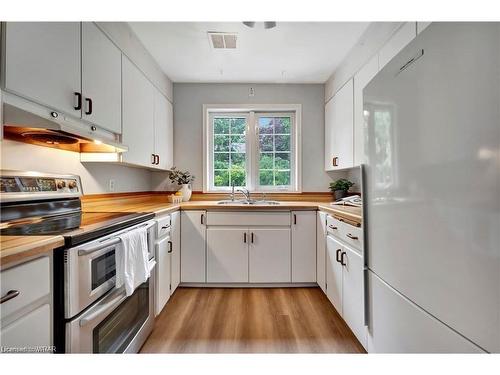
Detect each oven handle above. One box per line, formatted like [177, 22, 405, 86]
[77, 221, 155, 256]
[79, 290, 127, 327]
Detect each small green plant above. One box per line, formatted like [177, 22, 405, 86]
[169, 167, 195, 185]
[329, 178, 354, 192]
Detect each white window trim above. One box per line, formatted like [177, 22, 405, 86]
[203, 104, 302, 193]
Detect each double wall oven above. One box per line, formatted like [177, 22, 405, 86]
[60, 220, 156, 353]
[0, 170, 157, 353]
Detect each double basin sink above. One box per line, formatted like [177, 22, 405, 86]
[217, 199, 281, 206]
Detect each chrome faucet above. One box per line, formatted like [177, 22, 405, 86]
[237, 188, 251, 202]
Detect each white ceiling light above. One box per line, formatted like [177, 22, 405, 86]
[243, 21, 277, 29]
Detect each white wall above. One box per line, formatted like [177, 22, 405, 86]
[152, 83, 347, 192]
[1, 140, 151, 194]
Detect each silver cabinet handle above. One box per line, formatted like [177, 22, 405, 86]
[0, 290, 20, 304]
[346, 233, 358, 240]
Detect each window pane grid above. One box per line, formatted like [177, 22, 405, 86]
[213, 117, 247, 188]
[258, 116, 292, 187]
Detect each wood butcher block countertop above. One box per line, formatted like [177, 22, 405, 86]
[1, 192, 362, 267]
[0, 235, 64, 268]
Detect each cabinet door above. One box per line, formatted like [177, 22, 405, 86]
[170, 211, 181, 294]
[341, 245, 366, 348]
[316, 211, 327, 293]
[354, 54, 379, 166]
[121, 56, 155, 167]
[81, 22, 122, 134]
[153, 89, 174, 170]
[378, 22, 416, 69]
[291, 211, 316, 282]
[326, 235, 343, 314]
[0, 304, 51, 348]
[155, 236, 171, 316]
[180, 211, 206, 283]
[249, 228, 291, 283]
[4, 22, 81, 116]
[207, 227, 249, 283]
[324, 79, 354, 170]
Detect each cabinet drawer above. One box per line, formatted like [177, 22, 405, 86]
[1, 256, 50, 319]
[0, 303, 51, 348]
[156, 214, 172, 238]
[326, 215, 363, 252]
[338, 222, 363, 252]
[206, 211, 290, 226]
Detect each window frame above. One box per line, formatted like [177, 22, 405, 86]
[203, 104, 302, 193]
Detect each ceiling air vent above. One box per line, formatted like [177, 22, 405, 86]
[208, 32, 237, 49]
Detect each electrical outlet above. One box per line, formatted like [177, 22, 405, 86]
[108, 179, 116, 192]
[249, 87, 255, 97]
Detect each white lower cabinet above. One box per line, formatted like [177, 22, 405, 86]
[316, 212, 327, 293]
[1, 304, 51, 348]
[249, 228, 291, 283]
[180, 211, 206, 283]
[155, 236, 171, 316]
[291, 211, 316, 282]
[326, 236, 343, 313]
[170, 211, 181, 293]
[341, 246, 366, 347]
[326, 234, 366, 348]
[0, 255, 52, 349]
[207, 227, 249, 283]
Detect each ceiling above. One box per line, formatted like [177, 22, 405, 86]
[128, 22, 370, 83]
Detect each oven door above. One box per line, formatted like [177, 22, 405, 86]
[66, 260, 156, 353]
[64, 220, 156, 318]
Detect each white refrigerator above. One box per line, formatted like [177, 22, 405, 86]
[363, 22, 500, 353]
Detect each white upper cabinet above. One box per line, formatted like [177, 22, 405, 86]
[153, 89, 174, 170]
[378, 22, 417, 70]
[121, 56, 155, 167]
[353, 54, 379, 166]
[81, 23, 122, 134]
[291, 211, 317, 283]
[3, 22, 81, 117]
[324, 79, 354, 171]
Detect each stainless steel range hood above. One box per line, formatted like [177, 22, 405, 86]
[2, 92, 128, 153]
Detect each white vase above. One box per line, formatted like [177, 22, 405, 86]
[179, 184, 192, 202]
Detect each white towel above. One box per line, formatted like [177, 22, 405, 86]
[115, 226, 150, 296]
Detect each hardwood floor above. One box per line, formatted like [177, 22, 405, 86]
[140, 287, 366, 353]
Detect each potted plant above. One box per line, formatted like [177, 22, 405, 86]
[169, 167, 195, 202]
[329, 178, 354, 201]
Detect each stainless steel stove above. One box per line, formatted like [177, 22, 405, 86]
[0, 170, 156, 353]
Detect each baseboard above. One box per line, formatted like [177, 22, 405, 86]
[179, 282, 319, 288]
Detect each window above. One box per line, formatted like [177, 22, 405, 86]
[204, 105, 301, 192]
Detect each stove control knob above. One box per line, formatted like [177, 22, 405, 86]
[68, 181, 77, 189]
[57, 181, 66, 189]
